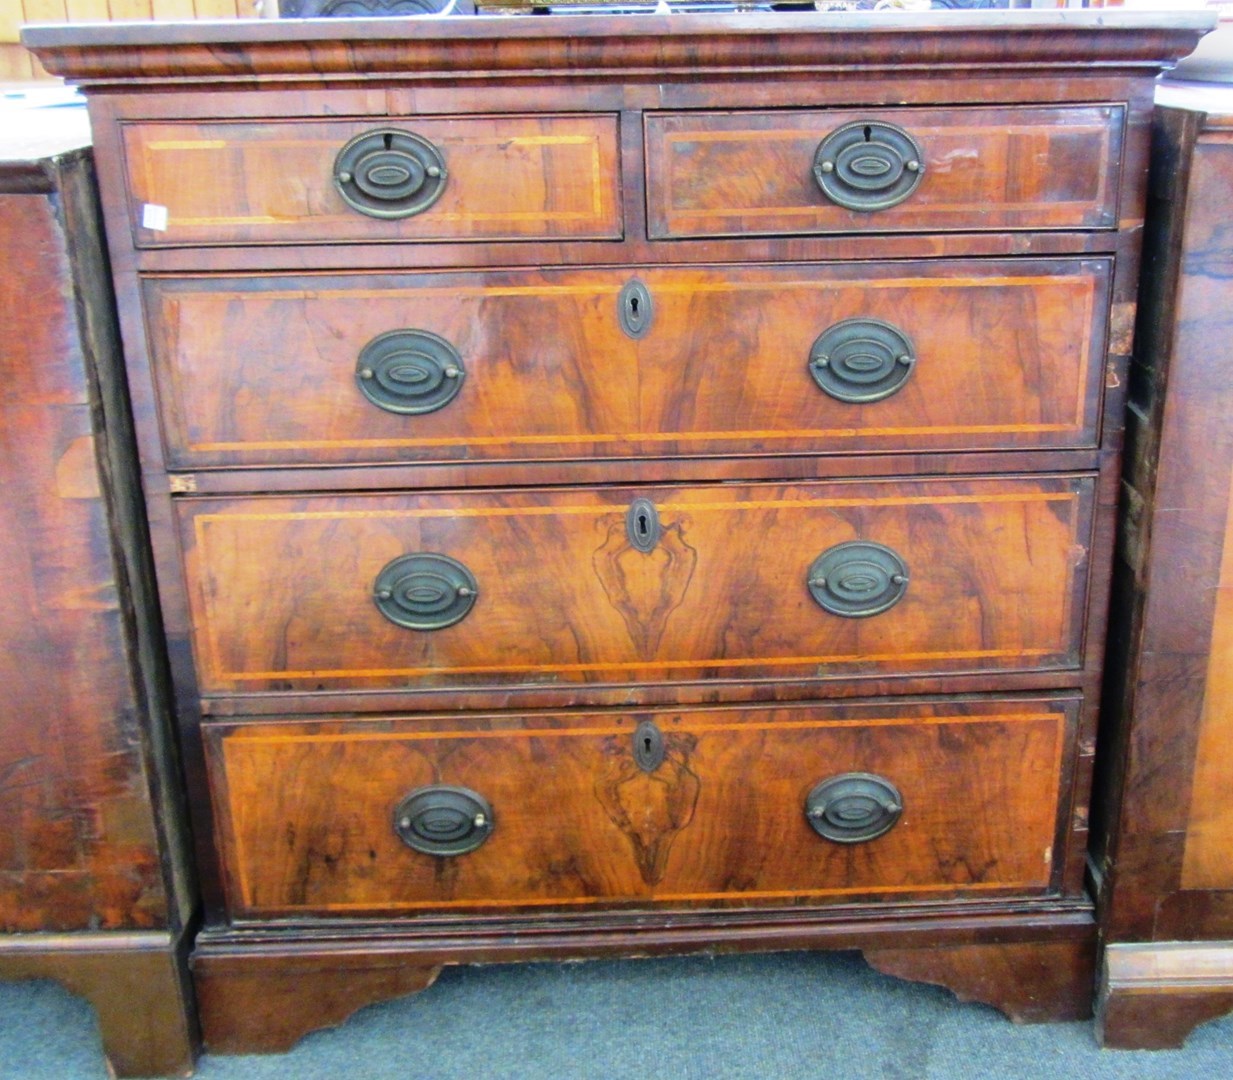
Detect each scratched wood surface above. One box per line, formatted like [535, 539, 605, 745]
[205, 697, 1073, 916]
[144, 258, 1109, 468]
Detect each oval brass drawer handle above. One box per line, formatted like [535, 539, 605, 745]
[806, 772, 903, 844]
[807, 540, 909, 618]
[812, 120, 925, 212]
[356, 329, 465, 415]
[373, 553, 478, 631]
[334, 128, 448, 219]
[808, 317, 916, 403]
[394, 784, 494, 857]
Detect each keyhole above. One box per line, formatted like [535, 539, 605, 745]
[643, 735, 653, 755]
[863, 125, 873, 142]
[383, 132, 394, 150]
[630, 295, 640, 317]
[637, 512, 649, 537]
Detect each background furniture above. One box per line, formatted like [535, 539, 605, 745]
[0, 105, 197, 1078]
[1095, 80, 1233, 1050]
[24, 9, 1209, 1059]
[0, 1, 265, 84]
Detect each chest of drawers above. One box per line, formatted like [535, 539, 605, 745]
[25, 10, 1210, 1057]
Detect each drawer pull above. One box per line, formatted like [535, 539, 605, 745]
[394, 784, 494, 857]
[355, 329, 465, 414]
[373, 553, 478, 630]
[334, 128, 448, 219]
[618, 279, 654, 340]
[808, 318, 917, 403]
[805, 773, 903, 844]
[807, 541, 909, 618]
[812, 120, 925, 212]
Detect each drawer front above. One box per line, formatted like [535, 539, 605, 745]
[205, 698, 1073, 917]
[122, 115, 622, 247]
[646, 105, 1123, 238]
[146, 258, 1109, 468]
[178, 476, 1093, 697]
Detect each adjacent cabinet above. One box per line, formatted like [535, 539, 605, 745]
[22, 10, 1213, 1063]
[0, 110, 197, 1077]
[1095, 82, 1233, 1051]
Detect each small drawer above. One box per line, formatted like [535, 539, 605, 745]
[122, 114, 622, 247]
[144, 257, 1110, 468]
[204, 697, 1074, 918]
[646, 105, 1123, 238]
[177, 475, 1093, 699]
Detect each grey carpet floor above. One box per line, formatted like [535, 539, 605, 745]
[3, 950, 1232, 1079]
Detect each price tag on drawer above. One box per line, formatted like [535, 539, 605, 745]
[141, 203, 168, 232]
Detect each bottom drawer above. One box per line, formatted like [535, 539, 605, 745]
[205, 697, 1076, 920]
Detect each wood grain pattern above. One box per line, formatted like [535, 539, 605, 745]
[144, 258, 1109, 468]
[646, 106, 1122, 239]
[204, 698, 1072, 916]
[0, 173, 167, 932]
[121, 114, 622, 247]
[176, 476, 1093, 697]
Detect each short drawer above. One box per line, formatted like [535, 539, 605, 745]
[205, 697, 1074, 918]
[646, 105, 1123, 238]
[177, 475, 1093, 698]
[144, 258, 1110, 468]
[121, 114, 622, 247]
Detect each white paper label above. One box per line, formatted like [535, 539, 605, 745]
[141, 203, 169, 232]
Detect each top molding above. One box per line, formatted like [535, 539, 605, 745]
[21, 11, 1216, 89]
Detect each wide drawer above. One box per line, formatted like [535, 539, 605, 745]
[646, 105, 1123, 238]
[145, 258, 1110, 468]
[121, 115, 622, 247]
[204, 697, 1074, 918]
[178, 475, 1093, 698]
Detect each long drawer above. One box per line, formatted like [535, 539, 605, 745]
[177, 475, 1093, 698]
[646, 104, 1124, 238]
[121, 114, 623, 247]
[144, 259, 1110, 468]
[205, 697, 1075, 918]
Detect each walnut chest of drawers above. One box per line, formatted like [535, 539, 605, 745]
[24, 10, 1211, 1056]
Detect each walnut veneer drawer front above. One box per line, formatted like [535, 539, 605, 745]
[146, 258, 1110, 468]
[205, 698, 1073, 917]
[178, 476, 1092, 697]
[646, 105, 1123, 239]
[122, 115, 622, 247]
